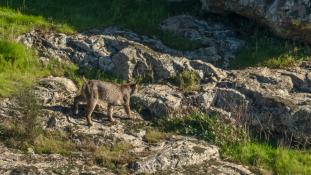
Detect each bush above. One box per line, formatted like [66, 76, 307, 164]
[173, 70, 200, 91]
[15, 89, 43, 141]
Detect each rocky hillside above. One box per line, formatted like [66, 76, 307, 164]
[17, 15, 311, 147]
[0, 1, 310, 174]
[0, 76, 254, 174]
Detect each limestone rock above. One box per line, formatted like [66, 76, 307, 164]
[130, 138, 219, 173]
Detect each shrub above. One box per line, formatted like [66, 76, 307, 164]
[173, 70, 200, 91]
[15, 89, 43, 142]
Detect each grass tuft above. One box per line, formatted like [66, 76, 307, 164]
[95, 142, 134, 172]
[143, 128, 170, 144]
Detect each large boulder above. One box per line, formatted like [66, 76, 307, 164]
[201, 0, 311, 43]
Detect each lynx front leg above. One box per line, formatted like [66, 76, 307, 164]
[85, 99, 97, 126]
[73, 95, 84, 115]
[123, 104, 131, 119]
[108, 104, 115, 122]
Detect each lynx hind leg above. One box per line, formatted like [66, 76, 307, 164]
[85, 98, 97, 126]
[108, 104, 115, 122]
[73, 95, 84, 115]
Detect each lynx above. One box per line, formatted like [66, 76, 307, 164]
[73, 78, 137, 126]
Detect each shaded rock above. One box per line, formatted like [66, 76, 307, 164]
[131, 84, 184, 117]
[201, 0, 311, 43]
[46, 116, 57, 128]
[212, 88, 249, 119]
[161, 15, 245, 67]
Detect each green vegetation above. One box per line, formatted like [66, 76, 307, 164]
[33, 131, 75, 155]
[1, 0, 201, 50]
[173, 70, 200, 91]
[224, 143, 311, 175]
[226, 15, 311, 69]
[154, 112, 311, 174]
[231, 33, 311, 69]
[0, 40, 45, 97]
[143, 128, 171, 144]
[0, 6, 73, 97]
[155, 113, 249, 147]
[0, 7, 73, 40]
[95, 142, 134, 172]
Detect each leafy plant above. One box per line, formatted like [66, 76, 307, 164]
[173, 70, 200, 91]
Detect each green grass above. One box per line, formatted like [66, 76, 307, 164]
[34, 131, 76, 156]
[225, 15, 311, 69]
[223, 143, 311, 175]
[0, 6, 73, 40]
[154, 113, 311, 174]
[1, 0, 201, 51]
[0, 6, 74, 97]
[231, 33, 311, 69]
[95, 142, 134, 173]
[0, 40, 47, 97]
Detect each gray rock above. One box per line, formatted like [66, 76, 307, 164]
[130, 138, 219, 174]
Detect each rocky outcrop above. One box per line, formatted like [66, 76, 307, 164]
[18, 17, 244, 76]
[16, 22, 311, 146]
[133, 62, 311, 146]
[0, 77, 253, 175]
[201, 0, 311, 43]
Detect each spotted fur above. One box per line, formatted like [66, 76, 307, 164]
[73, 80, 137, 126]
